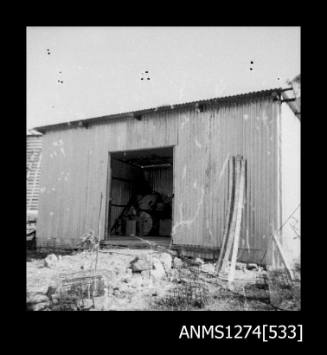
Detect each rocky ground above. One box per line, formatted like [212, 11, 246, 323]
[26, 248, 300, 311]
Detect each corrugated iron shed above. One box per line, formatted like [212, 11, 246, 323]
[34, 88, 299, 266]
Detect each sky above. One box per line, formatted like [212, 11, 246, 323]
[27, 26, 300, 129]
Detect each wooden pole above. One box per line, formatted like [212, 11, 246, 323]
[94, 192, 103, 273]
[272, 232, 295, 281]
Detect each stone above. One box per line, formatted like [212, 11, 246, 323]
[34, 283, 51, 294]
[27, 293, 49, 304]
[32, 302, 50, 311]
[158, 253, 172, 272]
[46, 285, 58, 300]
[130, 257, 152, 273]
[200, 263, 215, 274]
[236, 262, 247, 271]
[113, 283, 130, 296]
[247, 263, 259, 271]
[44, 254, 58, 268]
[167, 249, 178, 257]
[193, 257, 204, 266]
[173, 257, 183, 269]
[151, 259, 166, 280]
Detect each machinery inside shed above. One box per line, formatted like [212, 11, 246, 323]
[107, 147, 174, 240]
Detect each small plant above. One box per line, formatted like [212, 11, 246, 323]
[267, 269, 301, 310]
[78, 231, 98, 252]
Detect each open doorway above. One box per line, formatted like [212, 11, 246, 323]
[106, 146, 174, 244]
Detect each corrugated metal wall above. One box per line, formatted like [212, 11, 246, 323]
[37, 111, 179, 248]
[173, 97, 279, 263]
[26, 135, 42, 211]
[37, 94, 280, 263]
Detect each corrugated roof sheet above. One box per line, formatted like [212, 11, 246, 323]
[27, 129, 43, 136]
[34, 88, 285, 133]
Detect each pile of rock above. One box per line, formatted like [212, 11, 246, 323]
[27, 292, 51, 311]
[43, 253, 59, 268]
[129, 252, 174, 281]
[28, 251, 220, 311]
[97, 253, 187, 304]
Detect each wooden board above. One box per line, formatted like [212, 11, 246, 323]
[216, 156, 246, 282]
[216, 157, 235, 272]
[228, 157, 246, 283]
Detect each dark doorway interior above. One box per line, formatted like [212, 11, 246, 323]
[107, 147, 174, 239]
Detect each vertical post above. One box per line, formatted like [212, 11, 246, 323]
[94, 192, 103, 273]
[171, 145, 176, 246]
[104, 152, 111, 240]
[274, 99, 283, 267]
[272, 232, 294, 281]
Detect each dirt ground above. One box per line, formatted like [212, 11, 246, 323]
[26, 248, 300, 311]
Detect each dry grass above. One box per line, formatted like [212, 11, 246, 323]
[267, 269, 301, 311]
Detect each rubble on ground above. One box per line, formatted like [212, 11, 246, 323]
[158, 252, 172, 272]
[27, 249, 175, 311]
[26, 249, 300, 311]
[200, 263, 215, 275]
[246, 263, 259, 271]
[44, 254, 58, 268]
[173, 257, 183, 269]
[130, 256, 152, 272]
[193, 257, 205, 266]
